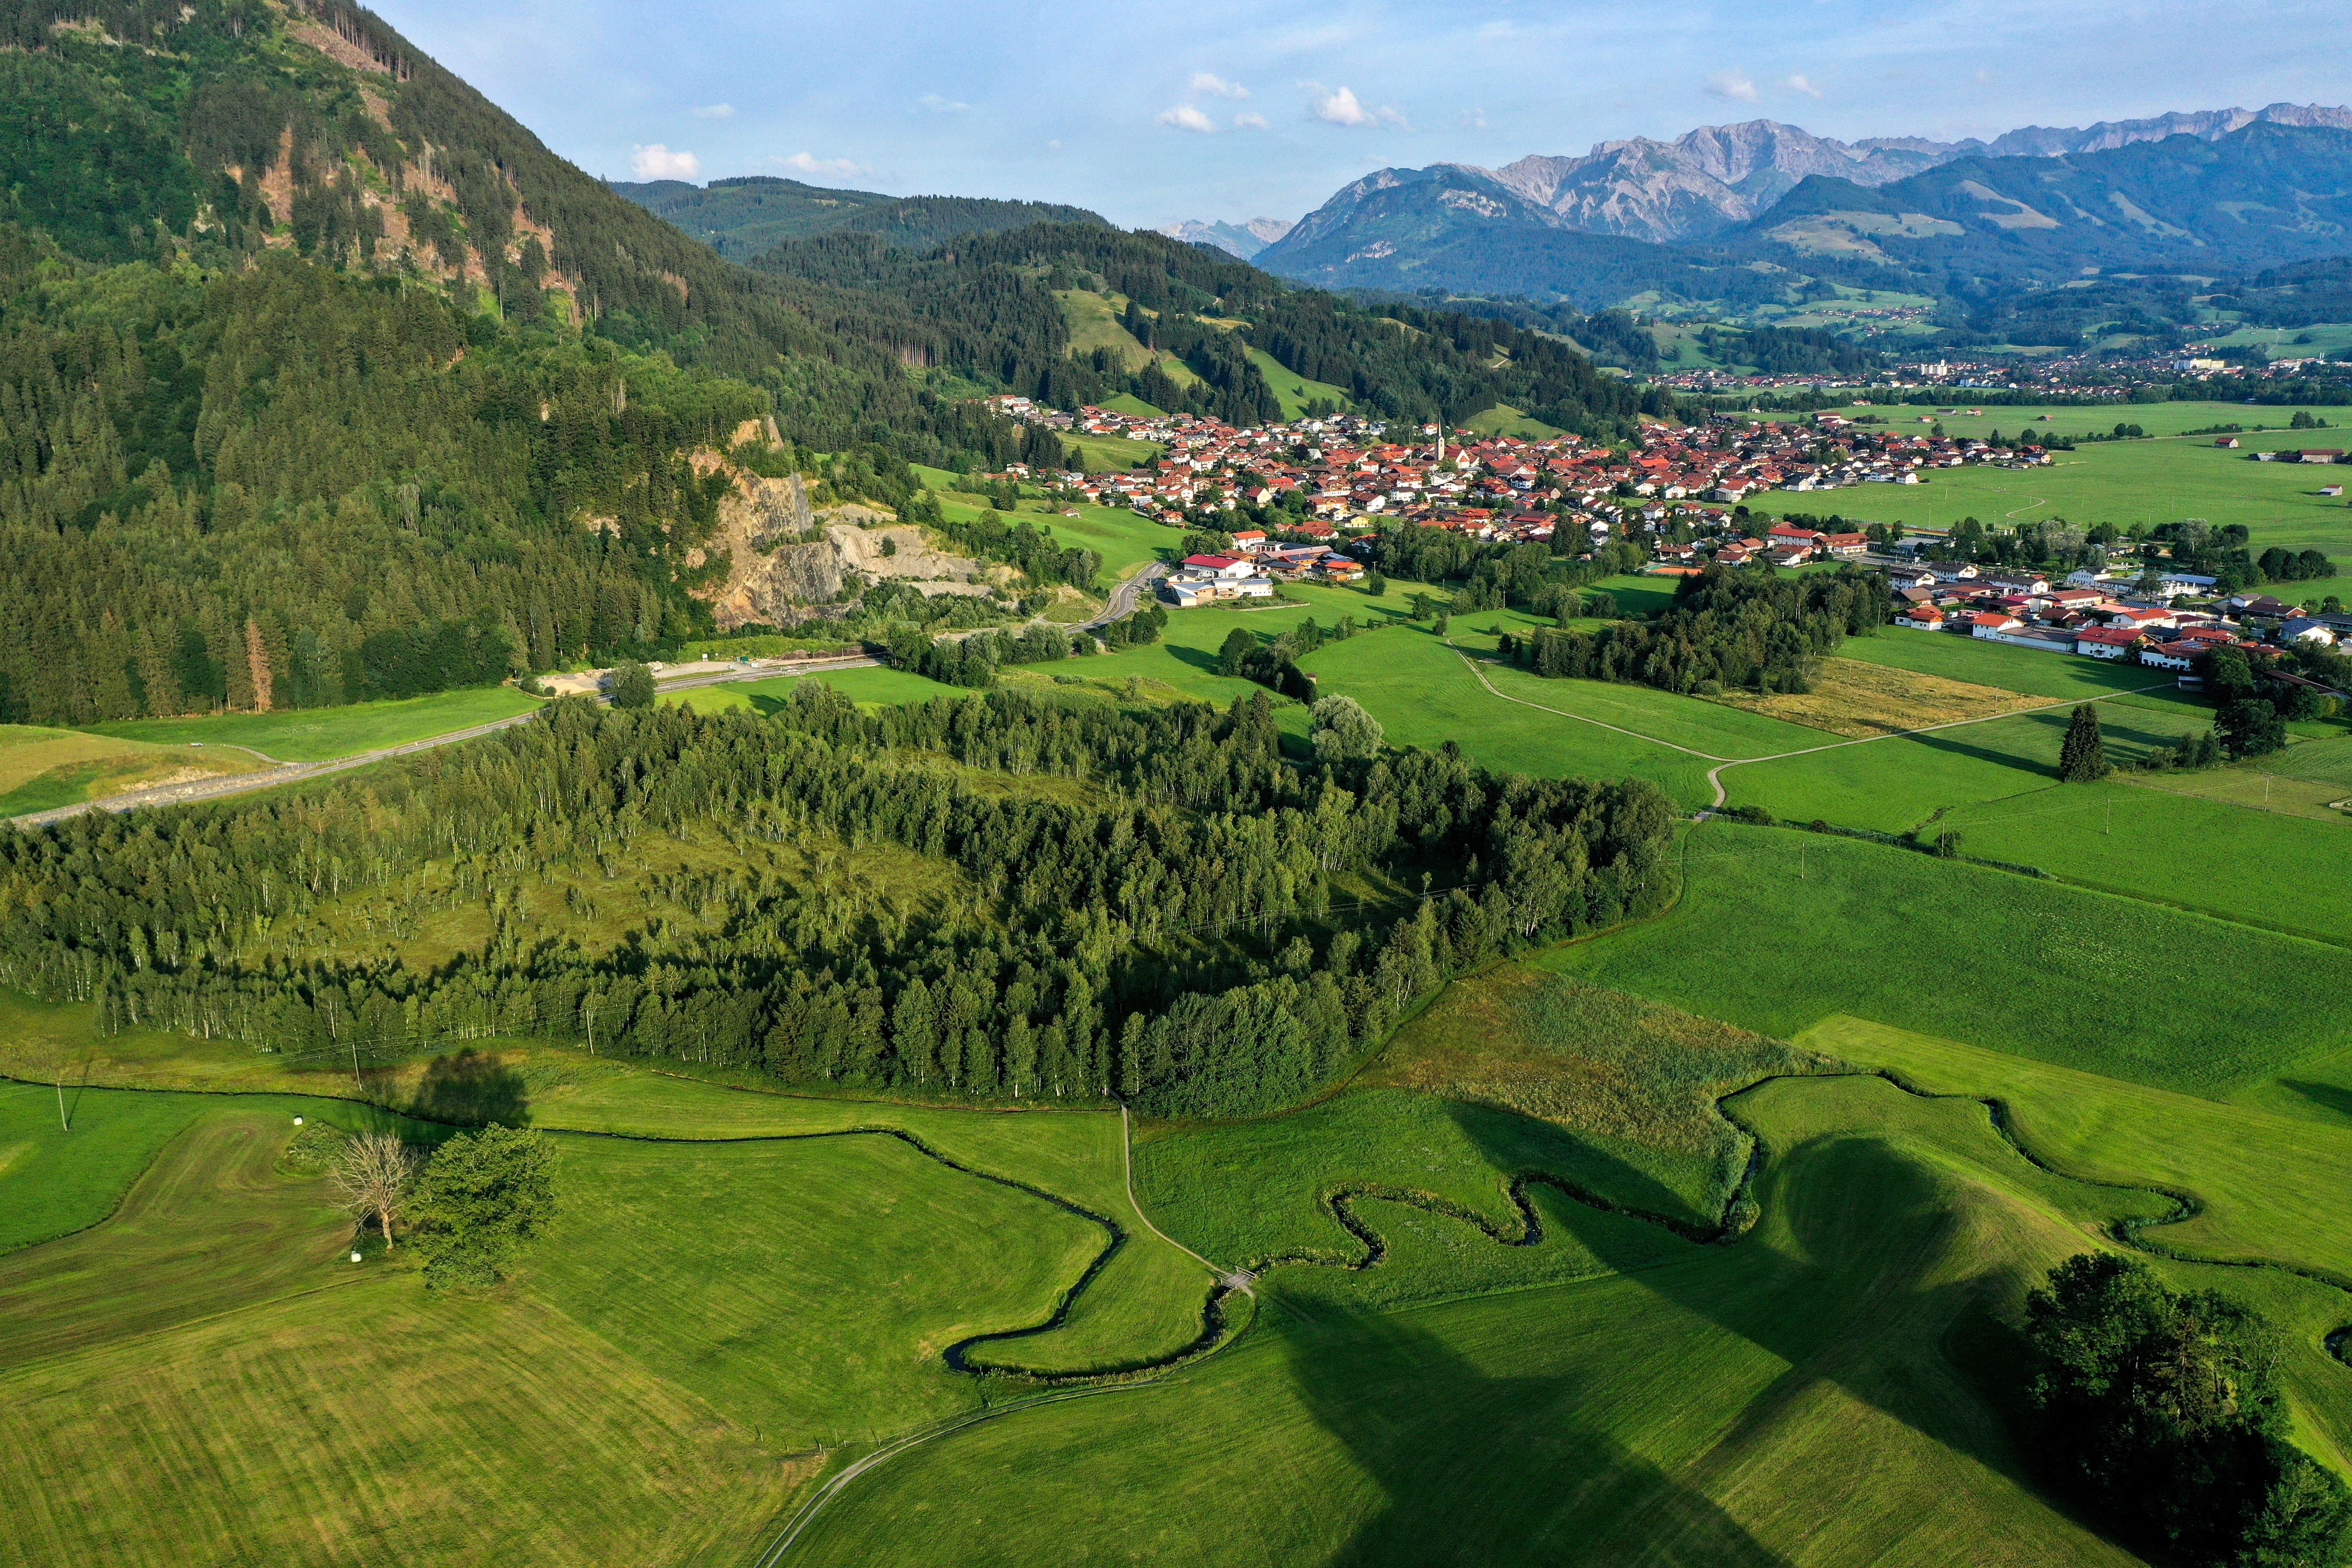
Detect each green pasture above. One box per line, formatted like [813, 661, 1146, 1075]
[791, 1072, 2196, 1568]
[1717, 698, 2214, 831]
[1932, 778, 2352, 945]
[1587, 571, 1683, 616]
[1248, 347, 1352, 420]
[0, 723, 264, 815]
[1465, 403, 1569, 441]
[1832, 631, 2185, 703]
[0, 1044, 1221, 1563]
[1301, 632, 1719, 804]
[2195, 325, 2352, 361]
[669, 665, 965, 715]
[921, 473, 1176, 583]
[82, 685, 542, 763]
[1547, 821, 2352, 1099]
[1828, 399, 2311, 440]
[1801, 1017, 2352, 1290]
[1764, 437, 2352, 559]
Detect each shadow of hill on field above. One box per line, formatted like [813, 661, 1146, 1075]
[2274, 1078, 2352, 1127]
[1286, 1302, 1792, 1568]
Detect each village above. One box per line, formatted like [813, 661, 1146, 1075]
[971, 394, 2350, 680]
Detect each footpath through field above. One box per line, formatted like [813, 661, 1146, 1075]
[1441, 641, 2178, 808]
[6, 656, 878, 830]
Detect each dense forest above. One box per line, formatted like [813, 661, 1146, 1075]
[1500, 565, 1888, 694]
[613, 175, 1109, 261]
[755, 223, 1673, 433]
[0, 690, 1679, 1118]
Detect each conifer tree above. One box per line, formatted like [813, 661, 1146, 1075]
[2058, 703, 2109, 781]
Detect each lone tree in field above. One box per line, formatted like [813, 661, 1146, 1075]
[1217, 626, 1255, 677]
[330, 1133, 419, 1252]
[410, 1126, 558, 1289]
[2058, 704, 2110, 781]
[606, 661, 655, 710]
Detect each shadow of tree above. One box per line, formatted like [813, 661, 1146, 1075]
[2275, 1078, 2352, 1125]
[405, 1048, 529, 1128]
[1286, 1301, 1792, 1567]
[1439, 1096, 2049, 1497]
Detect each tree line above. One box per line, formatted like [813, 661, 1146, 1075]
[0, 689, 1680, 1118]
[1498, 564, 1888, 695]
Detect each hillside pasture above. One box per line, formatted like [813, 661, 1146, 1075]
[1248, 347, 1351, 420]
[1833, 631, 2193, 703]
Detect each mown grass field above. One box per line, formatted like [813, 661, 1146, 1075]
[1816, 399, 2318, 441]
[1465, 403, 1569, 440]
[1547, 821, 2352, 1098]
[0, 1041, 1220, 1564]
[792, 1071, 2194, 1568]
[1767, 436, 2352, 559]
[670, 665, 966, 717]
[1707, 653, 2043, 737]
[81, 686, 542, 763]
[1835, 631, 2191, 703]
[0, 723, 264, 815]
[1718, 697, 2216, 831]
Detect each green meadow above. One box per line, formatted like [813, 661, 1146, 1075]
[1766, 436, 2352, 559]
[790, 1068, 2225, 1568]
[82, 685, 543, 763]
[1548, 821, 2352, 1098]
[1248, 347, 1353, 420]
[671, 664, 967, 715]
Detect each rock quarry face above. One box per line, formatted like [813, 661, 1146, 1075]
[692, 469, 1001, 630]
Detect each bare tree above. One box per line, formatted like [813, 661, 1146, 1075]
[330, 1133, 419, 1252]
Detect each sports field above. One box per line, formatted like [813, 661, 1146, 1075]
[80, 686, 543, 763]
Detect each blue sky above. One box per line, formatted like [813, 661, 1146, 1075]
[375, 0, 2352, 229]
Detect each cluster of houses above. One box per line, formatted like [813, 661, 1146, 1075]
[1886, 562, 2339, 673]
[1162, 536, 1366, 607]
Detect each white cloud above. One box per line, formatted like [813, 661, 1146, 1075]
[1975, 68, 1996, 87]
[1705, 69, 1761, 104]
[1157, 104, 1217, 133]
[629, 144, 701, 180]
[691, 102, 735, 119]
[1779, 74, 1822, 99]
[1305, 84, 1404, 129]
[1190, 72, 1249, 99]
[772, 151, 873, 180]
[919, 93, 970, 113]
[1233, 110, 1269, 131]
[1462, 106, 1489, 131]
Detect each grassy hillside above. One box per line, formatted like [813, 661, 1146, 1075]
[0, 725, 263, 816]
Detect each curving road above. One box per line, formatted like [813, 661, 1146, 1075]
[1078, 560, 1169, 633]
[6, 655, 877, 830]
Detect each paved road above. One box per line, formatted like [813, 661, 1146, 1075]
[6, 655, 879, 830]
[1079, 560, 1168, 632]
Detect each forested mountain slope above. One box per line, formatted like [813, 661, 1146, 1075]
[0, 0, 1660, 729]
[613, 176, 1108, 260]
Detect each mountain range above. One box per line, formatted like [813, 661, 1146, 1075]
[1242, 105, 2352, 306]
[1173, 103, 2352, 253]
[1153, 217, 1295, 260]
